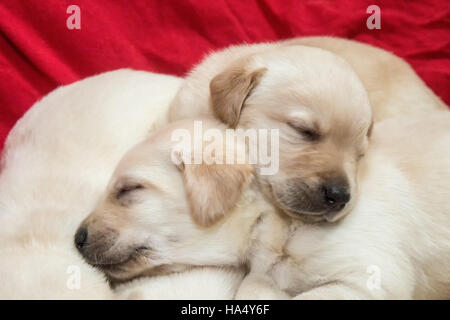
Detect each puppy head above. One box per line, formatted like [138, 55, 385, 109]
[74, 120, 253, 282]
[210, 46, 372, 222]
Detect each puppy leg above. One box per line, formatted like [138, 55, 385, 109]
[292, 282, 370, 300]
[235, 273, 290, 300]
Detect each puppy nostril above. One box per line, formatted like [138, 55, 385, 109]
[74, 227, 88, 251]
[323, 184, 350, 209]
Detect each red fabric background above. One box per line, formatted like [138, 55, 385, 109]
[0, 0, 449, 152]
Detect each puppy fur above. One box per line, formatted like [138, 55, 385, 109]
[170, 36, 446, 123]
[115, 267, 245, 300]
[0, 69, 186, 298]
[171, 42, 374, 222]
[0, 70, 248, 300]
[80, 114, 450, 299]
[283, 37, 448, 120]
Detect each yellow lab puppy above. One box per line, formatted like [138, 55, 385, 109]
[77, 114, 450, 299]
[169, 37, 448, 224]
[0, 70, 182, 298]
[171, 42, 373, 223]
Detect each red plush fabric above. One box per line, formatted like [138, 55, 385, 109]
[0, 0, 449, 152]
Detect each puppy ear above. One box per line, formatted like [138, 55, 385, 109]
[210, 65, 266, 128]
[181, 162, 254, 227]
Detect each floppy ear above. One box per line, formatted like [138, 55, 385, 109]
[180, 161, 254, 227]
[210, 65, 266, 128]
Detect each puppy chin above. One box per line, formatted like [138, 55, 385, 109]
[101, 252, 154, 284]
[323, 199, 355, 222]
[283, 207, 351, 224]
[105, 261, 191, 286]
[271, 192, 350, 224]
[283, 210, 326, 223]
[265, 182, 324, 223]
[323, 210, 345, 223]
[268, 183, 354, 223]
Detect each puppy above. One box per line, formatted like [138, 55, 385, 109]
[76, 115, 450, 299]
[0, 69, 182, 298]
[240, 112, 450, 300]
[170, 43, 373, 223]
[75, 119, 260, 283]
[168, 37, 449, 223]
[0, 69, 246, 299]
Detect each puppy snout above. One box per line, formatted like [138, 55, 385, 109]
[74, 226, 88, 252]
[74, 222, 125, 265]
[323, 180, 350, 211]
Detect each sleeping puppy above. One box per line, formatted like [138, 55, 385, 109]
[168, 37, 448, 223]
[170, 44, 373, 223]
[75, 119, 263, 283]
[0, 69, 245, 299]
[76, 116, 450, 299]
[0, 69, 182, 299]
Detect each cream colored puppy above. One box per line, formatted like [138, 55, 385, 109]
[169, 37, 448, 225]
[77, 115, 450, 299]
[241, 112, 450, 300]
[0, 69, 183, 298]
[171, 43, 373, 223]
[0, 69, 246, 299]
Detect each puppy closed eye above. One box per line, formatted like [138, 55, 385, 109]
[115, 183, 144, 203]
[287, 121, 320, 141]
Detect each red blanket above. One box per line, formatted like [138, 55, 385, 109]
[1, 0, 449, 151]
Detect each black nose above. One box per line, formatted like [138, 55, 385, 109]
[323, 182, 350, 210]
[74, 227, 88, 251]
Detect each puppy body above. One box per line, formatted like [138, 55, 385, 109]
[115, 267, 245, 300]
[0, 69, 182, 298]
[76, 119, 273, 282]
[163, 37, 449, 298]
[81, 114, 450, 299]
[0, 70, 250, 300]
[168, 38, 446, 222]
[238, 112, 450, 300]
[237, 109, 440, 300]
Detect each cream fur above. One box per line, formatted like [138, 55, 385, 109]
[239, 112, 450, 300]
[0, 70, 249, 300]
[170, 36, 446, 123]
[80, 113, 450, 299]
[172, 41, 374, 222]
[0, 69, 188, 299]
[283, 37, 448, 120]
[2, 36, 449, 299]
[115, 267, 244, 300]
